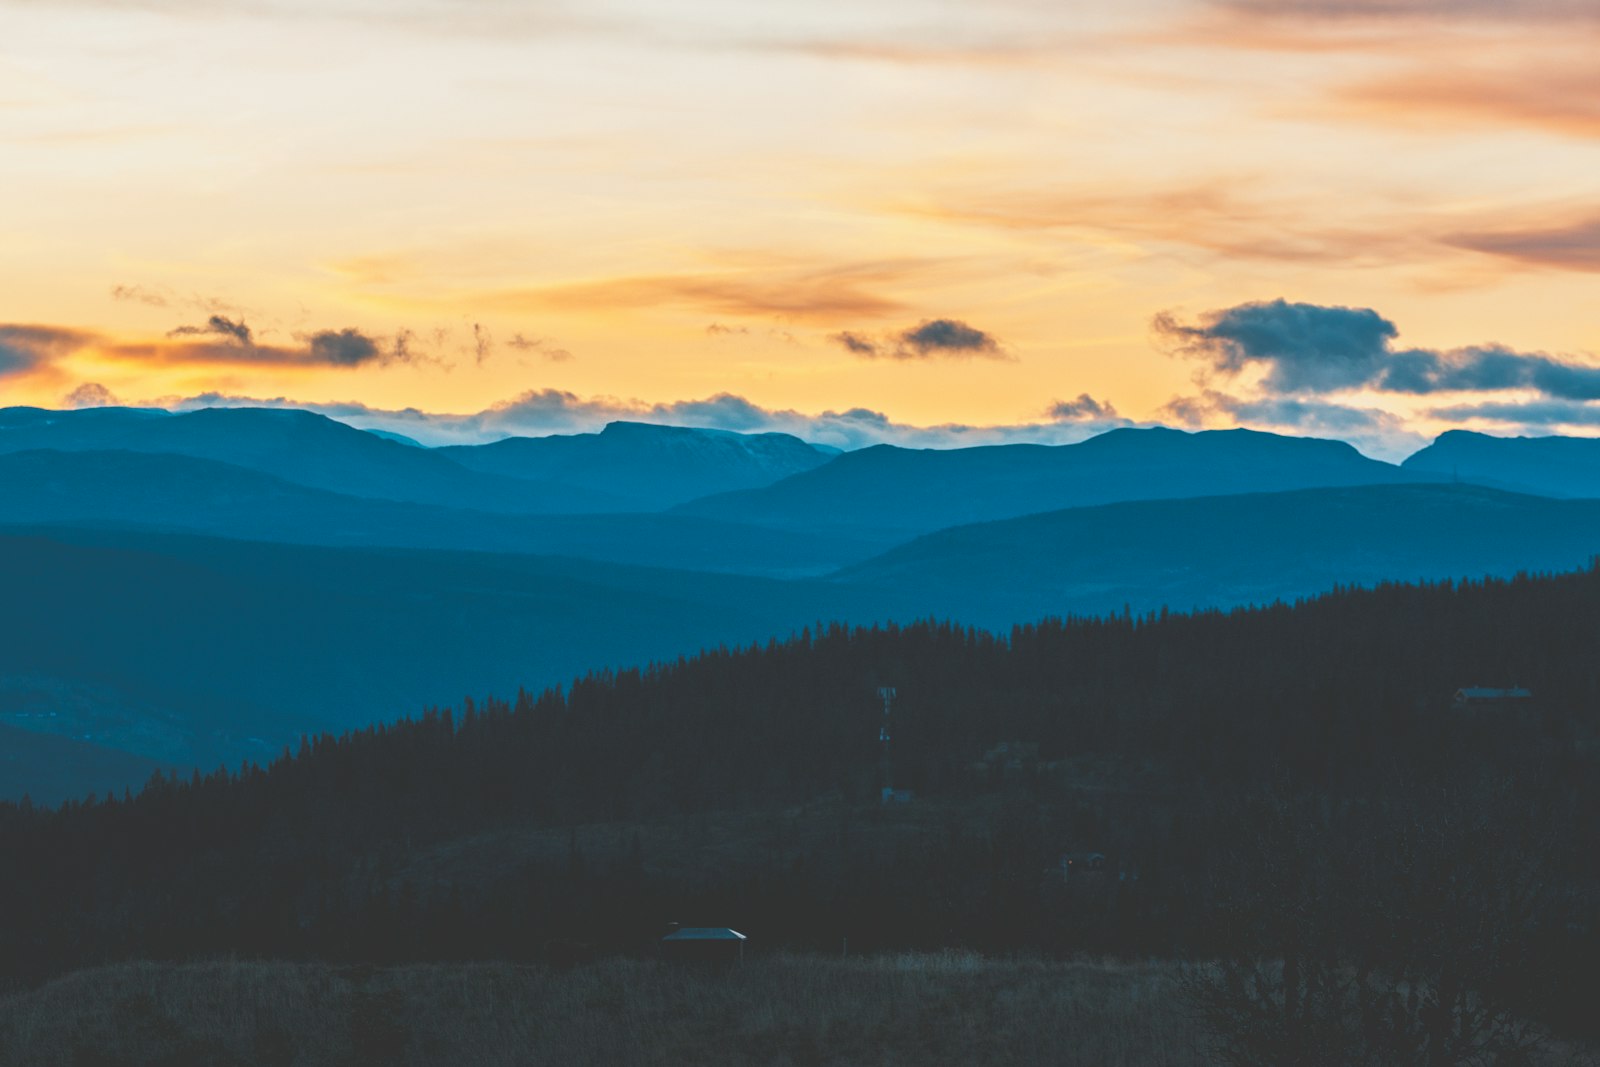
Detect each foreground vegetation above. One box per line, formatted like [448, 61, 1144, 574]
[3, 566, 1600, 1060]
[1, 955, 1212, 1067]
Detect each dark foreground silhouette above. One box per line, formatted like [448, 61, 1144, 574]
[2, 565, 1598, 1062]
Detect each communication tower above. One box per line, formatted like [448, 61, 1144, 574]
[877, 686, 897, 803]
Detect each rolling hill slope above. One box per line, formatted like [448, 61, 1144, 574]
[1402, 430, 1600, 498]
[0, 526, 920, 798]
[0, 407, 627, 513]
[0, 449, 878, 576]
[440, 420, 834, 509]
[676, 426, 1427, 541]
[835, 482, 1600, 627]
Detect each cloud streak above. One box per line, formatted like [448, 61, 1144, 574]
[1333, 59, 1600, 140]
[1447, 215, 1600, 272]
[490, 260, 932, 322]
[1211, 0, 1600, 23]
[1424, 399, 1600, 429]
[506, 333, 574, 361]
[0, 325, 94, 380]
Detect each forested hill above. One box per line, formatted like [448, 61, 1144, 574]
[1, 563, 1597, 1033]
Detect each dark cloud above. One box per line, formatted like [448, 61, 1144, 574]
[830, 319, 1010, 361]
[1155, 299, 1398, 392]
[1048, 394, 1119, 421]
[168, 314, 254, 346]
[830, 331, 879, 357]
[896, 319, 1007, 359]
[1156, 299, 1600, 400]
[705, 322, 750, 336]
[63, 382, 120, 408]
[1425, 399, 1600, 429]
[1378, 345, 1600, 399]
[0, 324, 95, 379]
[305, 328, 384, 367]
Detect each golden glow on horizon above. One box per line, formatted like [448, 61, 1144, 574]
[2, 0, 1599, 453]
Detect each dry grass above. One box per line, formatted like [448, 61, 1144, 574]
[0, 953, 1211, 1066]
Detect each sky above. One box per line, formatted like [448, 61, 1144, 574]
[2, 0, 1598, 458]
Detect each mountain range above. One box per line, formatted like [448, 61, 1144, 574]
[1402, 429, 1600, 498]
[673, 427, 1430, 541]
[8, 404, 1600, 803]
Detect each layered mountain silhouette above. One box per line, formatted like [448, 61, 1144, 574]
[0, 407, 627, 513]
[675, 427, 1428, 541]
[1402, 429, 1600, 498]
[10, 406, 1600, 803]
[0, 407, 834, 513]
[0, 723, 165, 808]
[836, 483, 1600, 627]
[439, 420, 835, 509]
[0, 527, 916, 796]
[0, 449, 874, 576]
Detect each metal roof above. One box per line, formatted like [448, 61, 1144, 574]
[661, 927, 747, 941]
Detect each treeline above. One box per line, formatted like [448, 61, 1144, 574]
[1, 567, 1598, 1036]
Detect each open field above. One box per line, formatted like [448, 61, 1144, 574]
[0, 954, 1212, 1066]
[9, 954, 1595, 1067]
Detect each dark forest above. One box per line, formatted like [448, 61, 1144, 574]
[4, 565, 1598, 1056]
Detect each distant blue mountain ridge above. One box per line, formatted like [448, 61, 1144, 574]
[8, 405, 1600, 804]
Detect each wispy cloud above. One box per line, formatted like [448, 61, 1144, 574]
[1446, 215, 1600, 272]
[107, 324, 415, 369]
[0, 325, 95, 380]
[1332, 58, 1600, 140]
[1209, 0, 1600, 23]
[505, 332, 573, 361]
[110, 284, 171, 308]
[900, 180, 1439, 268]
[487, 260, 930, 322]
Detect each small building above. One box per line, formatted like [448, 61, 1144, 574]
[660, 925, 747, 965]
[1452, 686, 1533, 710]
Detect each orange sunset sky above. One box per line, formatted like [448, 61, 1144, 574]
[2, 0, 1597, 457]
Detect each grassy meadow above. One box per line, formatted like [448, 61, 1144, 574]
[0, 953, 1211, 1066]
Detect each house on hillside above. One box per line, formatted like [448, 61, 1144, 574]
[1451, 686, 1533, 710]
[660, 925, 747, 964]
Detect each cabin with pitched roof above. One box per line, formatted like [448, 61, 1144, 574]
[660, 925, 747, 964]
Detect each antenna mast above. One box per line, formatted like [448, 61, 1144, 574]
[877, 686, 897, 803]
